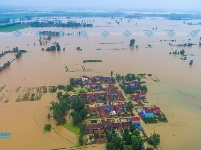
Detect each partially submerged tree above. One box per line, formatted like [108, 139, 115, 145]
[189, 60, 193, 65]
[147, 133, 160, 148]
[129, 39, 135, 46]
[49, 100, 70, 125]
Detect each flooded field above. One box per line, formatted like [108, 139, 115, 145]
[0, 17, 201, 150]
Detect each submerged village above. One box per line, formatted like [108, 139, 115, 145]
[45, 73, 167, 150]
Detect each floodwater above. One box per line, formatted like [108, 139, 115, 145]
[0, 17, 201, 150]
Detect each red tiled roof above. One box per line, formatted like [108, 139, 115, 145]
[104, 85, 117, 91]
[138, 92, 145, 96]
[145, 108, 153, 114]
[113, 122, 121, 128]
[94, 129, 105, 134]
[115, 104, 123, 109]
[134, 104, 144, 107]
[131, 94, 139, 99]
[89, 107, 98, 112]
[98, 105, 116, 118]
[108, 81, 113, 84]
[88, 77, 94, 81]
[129, 81, 136, 84]
[103, 120, 113, 126]
[82, 76, 88, 78]
[131, 117, 140, 122]
[152, 107, 160, 111]
[86, 123, 103, 130]
[115, 91, 123, 97]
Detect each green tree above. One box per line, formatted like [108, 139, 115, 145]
[124, 128, 132, 145]
[147, 133, 160, 148]
[130, 39, 135, 46]
[57, 92, 62, 99]
[106, 130, 124, 150]
[131, 135, 144, 150]
[50, 100, 70, 125]
[111, 70, 113, 77]
[145, 147, 154, 150]
[71, 98, 88, 125]
[128, 101, 134, 109]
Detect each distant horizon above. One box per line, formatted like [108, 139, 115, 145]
[0, 0, 201, 12]
[0, 6, 201, 14]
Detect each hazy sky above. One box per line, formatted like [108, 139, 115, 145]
[1, 0, 201, 11]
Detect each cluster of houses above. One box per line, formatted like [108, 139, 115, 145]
[80, 91, 125, 104]
[70, 75, 166, 145]
[73, 76, 126, 104]
[87, 103, 133, 119]
[85, 116, 142, 144]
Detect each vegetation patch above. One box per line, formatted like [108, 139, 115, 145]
[44, 124, 52, 133]
[83, 60, 102, 63]
[64, 123, 80, 135]
[0, 25, 28, 32]
[142, 118, 158, 124]
[74, 88, 88, 94]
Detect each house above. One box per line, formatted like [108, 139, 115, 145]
[103, 120, 113, 130]
[129, 81, 136, 89]
[82, 76, 89, 83]
[122, 103, 129, 110]
[86, 123, 103, 133]
[141, 109, 153, 118]
[88, 107, 99, 117]
[130, 117, 140, 125]
[98, 105, 117, 118]
[94, 76, 101, 81]
[131, 94, 139, 101]
[87, 94, 96, 101]
[80, 93, 96, 102]
[138, 92, 146, 99]
[94, 129, 105, 134]
[115, 104, 123, 113]
[76, 78, 83, 85]
[94, 93, 107, 102]
[88, 77, 95, 83]
[89, 107, 98, 112]
[152, 107, 160, 114]
[113, 122, 121, 130]
[121, 122, 132, 128]
[104, 85, 117, 91]
[90, 83, 102, 90]
[103, 77, 111, 82]
[115, 91, 124, 98]
[134, 104, 144, 108]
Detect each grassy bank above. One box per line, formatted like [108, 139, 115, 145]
[0, 26, 28, 32]
[63, 123, 80, 135]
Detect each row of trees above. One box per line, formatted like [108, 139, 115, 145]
[30, 21, 93, 27]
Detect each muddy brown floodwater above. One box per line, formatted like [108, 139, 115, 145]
[0, 17, 201, 150]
